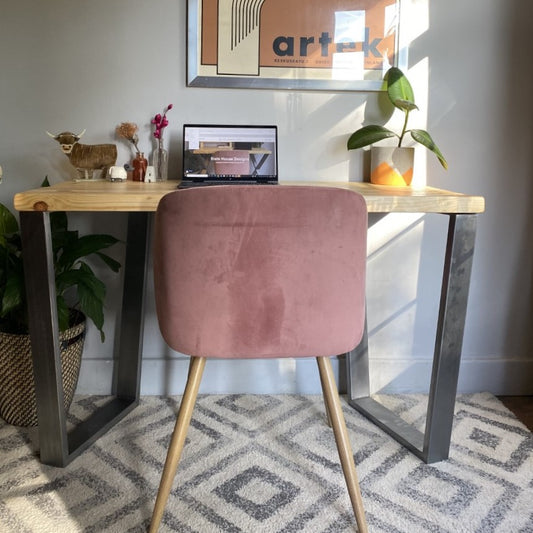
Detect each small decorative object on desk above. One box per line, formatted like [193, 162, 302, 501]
[145, 165, 156, 183]
[151, 104, 173, 181]
[116, 122, 143, 180]
[132, 152, 148, 182]
[107, 165, 127, 182]
[347, 67, 448, 186]
[46, 129, 117, 181]
[152, 141, 168, 182]
[116, 122, 141, 155]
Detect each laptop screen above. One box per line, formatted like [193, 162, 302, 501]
[182, 124, 278, 183]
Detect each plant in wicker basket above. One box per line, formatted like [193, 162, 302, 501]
[0, 178, 121, 426]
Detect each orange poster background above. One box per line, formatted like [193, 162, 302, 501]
[200, 0, 397, 70]
[201, 0, 218, 66]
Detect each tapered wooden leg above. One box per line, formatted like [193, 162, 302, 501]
[149, 357, 206, 533]
[318, 364, 333, 428]
[317, 357, 368, 533]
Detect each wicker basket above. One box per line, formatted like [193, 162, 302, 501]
[0, 312, 85, 427]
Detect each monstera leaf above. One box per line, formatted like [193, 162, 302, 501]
[0, 178, 121, 339]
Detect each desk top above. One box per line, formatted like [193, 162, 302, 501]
[14, 180, 485, 214]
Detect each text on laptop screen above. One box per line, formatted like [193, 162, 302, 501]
[183, 125, 278, 181]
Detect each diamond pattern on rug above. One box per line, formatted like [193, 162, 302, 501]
[0, 392, 532, 533]
[396, 464, 479, 517]
[469, 427, 501, 449]
[215, 394, 283, 419]
[452, 408, 533, 473]
[214, 466, 299, 521]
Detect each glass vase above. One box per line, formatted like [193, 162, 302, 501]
[132, 152, 148, 182]
[153, 145, 168, 182]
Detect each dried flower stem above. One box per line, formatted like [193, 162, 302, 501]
[116, 122, 141, 155]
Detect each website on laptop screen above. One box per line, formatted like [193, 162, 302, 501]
[183, 125, 278, 182]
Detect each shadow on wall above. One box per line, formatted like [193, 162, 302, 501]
[502, 2, 533, 361]
[365, 211, 450, 393]
[407, 1, 533, 389]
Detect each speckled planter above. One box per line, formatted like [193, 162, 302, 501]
[370, 146, 414, 186]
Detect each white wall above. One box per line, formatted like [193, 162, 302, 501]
[1, 0, 532, 395]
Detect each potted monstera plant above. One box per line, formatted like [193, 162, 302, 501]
[0, 178, 121, 426]
[347, 67, 448, 186]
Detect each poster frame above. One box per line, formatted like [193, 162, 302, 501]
[186, 0, 408, 92]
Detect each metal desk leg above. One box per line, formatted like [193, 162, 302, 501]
[114, 212, 151, 400]
[20, 211, 150, 467]
[347, 214, 477, 464]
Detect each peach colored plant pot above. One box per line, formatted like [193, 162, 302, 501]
[370, 146, 414, 186]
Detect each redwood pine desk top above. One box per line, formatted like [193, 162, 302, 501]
[14, 180, 485, 214]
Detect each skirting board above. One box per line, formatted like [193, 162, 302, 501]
[76, 356, 533, 396]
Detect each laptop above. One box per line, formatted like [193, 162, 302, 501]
[180, 124, 278, 188]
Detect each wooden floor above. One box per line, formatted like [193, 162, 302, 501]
[498, 396, 533, 431]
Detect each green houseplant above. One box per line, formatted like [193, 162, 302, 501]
[347, 67, 448, 186]
[0, 178, 121, 425]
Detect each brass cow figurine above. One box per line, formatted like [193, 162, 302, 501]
[47, 129, 117, 180]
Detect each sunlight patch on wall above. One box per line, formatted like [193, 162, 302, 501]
[401, 0, 430, 186]
[367, 213, 425, 359]
[367, 212, 424, 256]
[278, 358, 296, 381]
[402, 0, 429, 45]
[407, 58, 430, 187]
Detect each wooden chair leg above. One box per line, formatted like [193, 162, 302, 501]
[318, 364, 333, 428]
[149, 356, 206, 533]
[316, 357, 368, 533]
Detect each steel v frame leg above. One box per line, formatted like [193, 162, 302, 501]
[20, 211, 150, 466]
[346, 214, 477, 463]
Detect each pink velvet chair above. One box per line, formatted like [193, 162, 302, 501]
[149, 185, 368, 533]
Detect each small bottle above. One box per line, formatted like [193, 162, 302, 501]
[153, 139, 169, 181]
[132, 152, 148, 182]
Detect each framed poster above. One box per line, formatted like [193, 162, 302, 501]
[187, 0, 407, 91]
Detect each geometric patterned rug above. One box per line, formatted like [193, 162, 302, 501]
[1, 393, 532, 532]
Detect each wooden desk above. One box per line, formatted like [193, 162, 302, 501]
[14, 180, 484, 466]
[14, 179, 484, 213]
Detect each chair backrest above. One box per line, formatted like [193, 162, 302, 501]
[153, 185, 367, 359]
